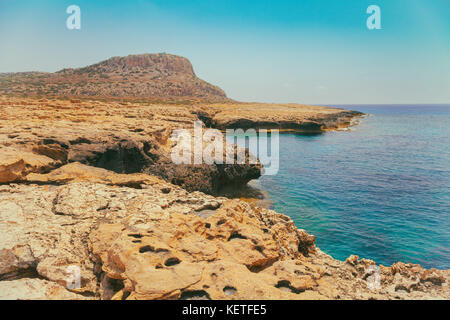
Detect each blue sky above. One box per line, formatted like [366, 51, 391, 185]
[0, 0, 449, 104]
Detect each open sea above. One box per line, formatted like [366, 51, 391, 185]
[256, 105, 450, 269]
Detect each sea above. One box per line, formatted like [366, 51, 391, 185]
[255, 105, 450, 269]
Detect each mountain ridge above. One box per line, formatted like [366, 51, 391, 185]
[0, 53, 229, 102]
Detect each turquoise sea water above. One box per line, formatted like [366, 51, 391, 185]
[257, 105, 450, 269]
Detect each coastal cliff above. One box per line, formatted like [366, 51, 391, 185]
[0, 96, 361, 194]
[0, 95, 448, 300]
[0, 54, 447, 300]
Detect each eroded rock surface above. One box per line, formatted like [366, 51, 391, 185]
[0, 96, 362, 194]
[1, 95, 446, 300]
[0, 278, 91, 300]
[0, 171, 448, 300]
[0, 96, 262, 194]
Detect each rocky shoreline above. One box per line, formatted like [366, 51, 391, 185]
[0, 95, 448, 300]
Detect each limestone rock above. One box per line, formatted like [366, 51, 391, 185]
[193, 103, 363, 132]
[0, 147, 60, 183]
[0, 179, 448, 300]
[0, 95, 446, 300]
[0, 96, 264, 194]
[0, 278, 90, 300]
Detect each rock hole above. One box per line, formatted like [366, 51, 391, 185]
[179, 290, 211, 300]
[395, 285, 410, 293]
[161, 187, 171, 194]
[0, 267, 42, 281]
[139, 245, 153, 253]
[101, 276, 125, 300]
[122, 291, 131, 300]
[70, 137, 91, 145]
[164, 257, 181, 267]
[42, 139, 69, 149]
[223, 286, 237, 296]
[108, 278, 124, 292]
[228, 232, 247, 241]
[275, 280, 304, 294]
[90, 145, 148, 174]
[138, 245, 169, 253]
[254, 246, 263, 253]
[96, 204, 109, 212]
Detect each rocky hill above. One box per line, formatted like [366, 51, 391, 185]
[0, 53, 228, 102]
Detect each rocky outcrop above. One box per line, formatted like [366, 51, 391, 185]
[0, 54, 228, 102]
[193, 103, 363, 132]
[0, 96, 362, 193]
[0, 169, 448, 300]
[0, 96, 261, 195]
[2, 95, 446, 300]
[0, 147, 61, 183]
